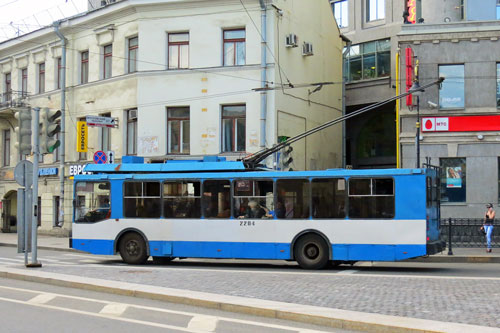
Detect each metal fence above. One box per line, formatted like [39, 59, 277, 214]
[440, 218, 499, 248]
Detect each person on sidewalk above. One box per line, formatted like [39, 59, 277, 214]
[484, 203, 495, 253]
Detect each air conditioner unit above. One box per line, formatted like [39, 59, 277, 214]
[285, 34, 298, 48]
[302, 42, 313, 56]
[129, 109, 137, 119]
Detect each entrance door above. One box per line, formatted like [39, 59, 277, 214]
[1, 199, 12, 232]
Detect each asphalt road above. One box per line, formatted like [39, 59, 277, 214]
[1, 247, 500, 329]
[0, 277, 351, 333]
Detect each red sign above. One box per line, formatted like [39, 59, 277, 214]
[422, 115, 500, 132]
[407, 0, 416, 24]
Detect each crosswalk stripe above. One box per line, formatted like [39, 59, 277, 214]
[28, 294, 56, 304]
[187, 315, 218, 332]
[100, 303, 128, 317]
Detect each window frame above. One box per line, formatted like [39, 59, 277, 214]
[3, 129, 10, 167]
[100, 112, 111, 152]
[221, 104, 246, 153]
[38, 63, 45, 94]
[163, 180, 202, 218]
[128, 37, 138, 73]
[232, 179, 274, 219]
[438, 64, 465, 110]
[366, 0, 385, 22]
[81, 51, 89, 84]
[126, 109, 137, 155]
[168, 32, 189, 70]
[344, 39, 390, 82]
[56, 57, 62, 89]
[4, 73, 11, 101]
[347, 177, 395, 219]
[223, 28, 246, 66]
[74, 181, 111, 223]
[123, 181, 162, 218]
[167, 107, 190, 155]
[21, 68, 28, 97]
[103, 44, 113, 79]
[331, 0, 348, 28]
[311, 177, 347, 219]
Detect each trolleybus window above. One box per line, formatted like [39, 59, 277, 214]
[124, 181, 161, 218]
[74, 182, 110, 223]
[348, 178, 394, 218]
[312, 178, 346, 218]
[202, 180, 230, 218]
[276, 179, 310, 219]
[163, 181, 201, 218]
[233, 180, 273, 218]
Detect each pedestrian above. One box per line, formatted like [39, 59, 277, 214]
[484, 203, 495, 253]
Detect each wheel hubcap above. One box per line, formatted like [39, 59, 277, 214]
[304, 243, 319, 260]
[126, 240, 139, 256]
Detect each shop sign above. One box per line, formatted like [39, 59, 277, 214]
[422, 115, 500, 132]
[69, 164, 91, 176]
[38, 167, 58, 177]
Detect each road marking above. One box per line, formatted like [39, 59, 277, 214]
[0, 257, 25, 263]
[337, 270, 359, 274]
[100, 303, 128, 316]
[27, 293, 56, 304]
[188, 315, 218, 332]
[0, 285, 331, 332]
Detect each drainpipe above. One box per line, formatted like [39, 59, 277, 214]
[259, 0, 267, 149]
[54, 21, 66, 228]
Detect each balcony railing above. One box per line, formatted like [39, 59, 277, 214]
[0, 90, 29, 109]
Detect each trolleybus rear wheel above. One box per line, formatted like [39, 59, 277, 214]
[119, 233, 148, 265]
[294, 234, 329, 269]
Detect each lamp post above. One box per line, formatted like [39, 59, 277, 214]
[409, 81, 424, 168]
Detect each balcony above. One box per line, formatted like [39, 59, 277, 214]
[0, 90, 29, 111]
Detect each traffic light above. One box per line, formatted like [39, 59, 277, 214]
[14, 107, 32, 156]
[281, 145, 293, 170]
[40, 108, 61, 154]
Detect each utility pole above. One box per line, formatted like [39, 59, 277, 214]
[28, 107, 41, 268]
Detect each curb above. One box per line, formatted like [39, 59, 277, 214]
[0, 242, 81, 253]
[407, 256, 500, 264]
[0, 266, 499, 333]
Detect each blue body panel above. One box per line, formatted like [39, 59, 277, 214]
[72, 239, 426, 261]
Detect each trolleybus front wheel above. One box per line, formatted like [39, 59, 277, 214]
[119, 232, 148, 265]
[294, 234, 329, 270]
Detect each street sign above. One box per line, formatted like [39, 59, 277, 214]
[77, 121, 88, 152]
[14, 160, 34, 187]
[93, 151, 107, 164]
[107, 150, 115, 164]
[86, 115, 117, 128]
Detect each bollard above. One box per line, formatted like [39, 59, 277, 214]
[447, 217, 453, 255]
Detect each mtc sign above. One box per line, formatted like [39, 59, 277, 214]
[77, 121, 88, 152]
[422, 115, 500, 132]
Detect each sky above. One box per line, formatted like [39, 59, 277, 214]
[0, 0, 88, 42]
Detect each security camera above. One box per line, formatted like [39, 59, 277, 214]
[427, 101, 438, 109]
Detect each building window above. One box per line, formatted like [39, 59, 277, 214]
[497, 0, 500, 19]
[128, 37, 138, 73]
[331, 0, 348, 28]
[222, 105, 245, 152]
[56, 58, 63, 89]
[103, 44, 112, 79]
[223, 29, 245, 66]
[4, 73, 11, 101]
[167, 107, 190, 154]
[78, 117, 87, 161]
[439, 64, 465, 109]
[440, 158, 466, 203]
[3, 130, 10, 166]
[21, 69, 28, 97]
[100, 113, 111, 152]
[344, 39, 390, 82]
[127, 109, 137, 155]
[168, 33, 189, 69]
[81, 51, 89, 84]
[38, 63, 45, 94]
[367, 0, 385, 21]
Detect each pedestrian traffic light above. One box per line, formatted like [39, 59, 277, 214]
[40, 108, 61, 154]
[281, 145, 293, 170]
[14, 107, 32, 156]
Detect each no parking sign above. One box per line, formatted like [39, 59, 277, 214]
[93, 151, 107, 164]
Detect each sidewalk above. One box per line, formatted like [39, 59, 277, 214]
[1, 232, 500, 332]
[0, 232, 499, 263]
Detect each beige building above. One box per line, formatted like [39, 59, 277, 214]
[0, 0, 344, 235]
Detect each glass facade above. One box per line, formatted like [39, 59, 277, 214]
[344, 39, 390, 82]
[438, 64, 465, 109]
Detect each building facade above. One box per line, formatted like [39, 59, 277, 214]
[0, 0, 344, 235]
[333, 0, 500, 218]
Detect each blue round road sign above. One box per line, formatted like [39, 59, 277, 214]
[94, 151, 107, 164]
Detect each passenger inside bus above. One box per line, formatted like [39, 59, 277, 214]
[239, 200, 270, 219]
